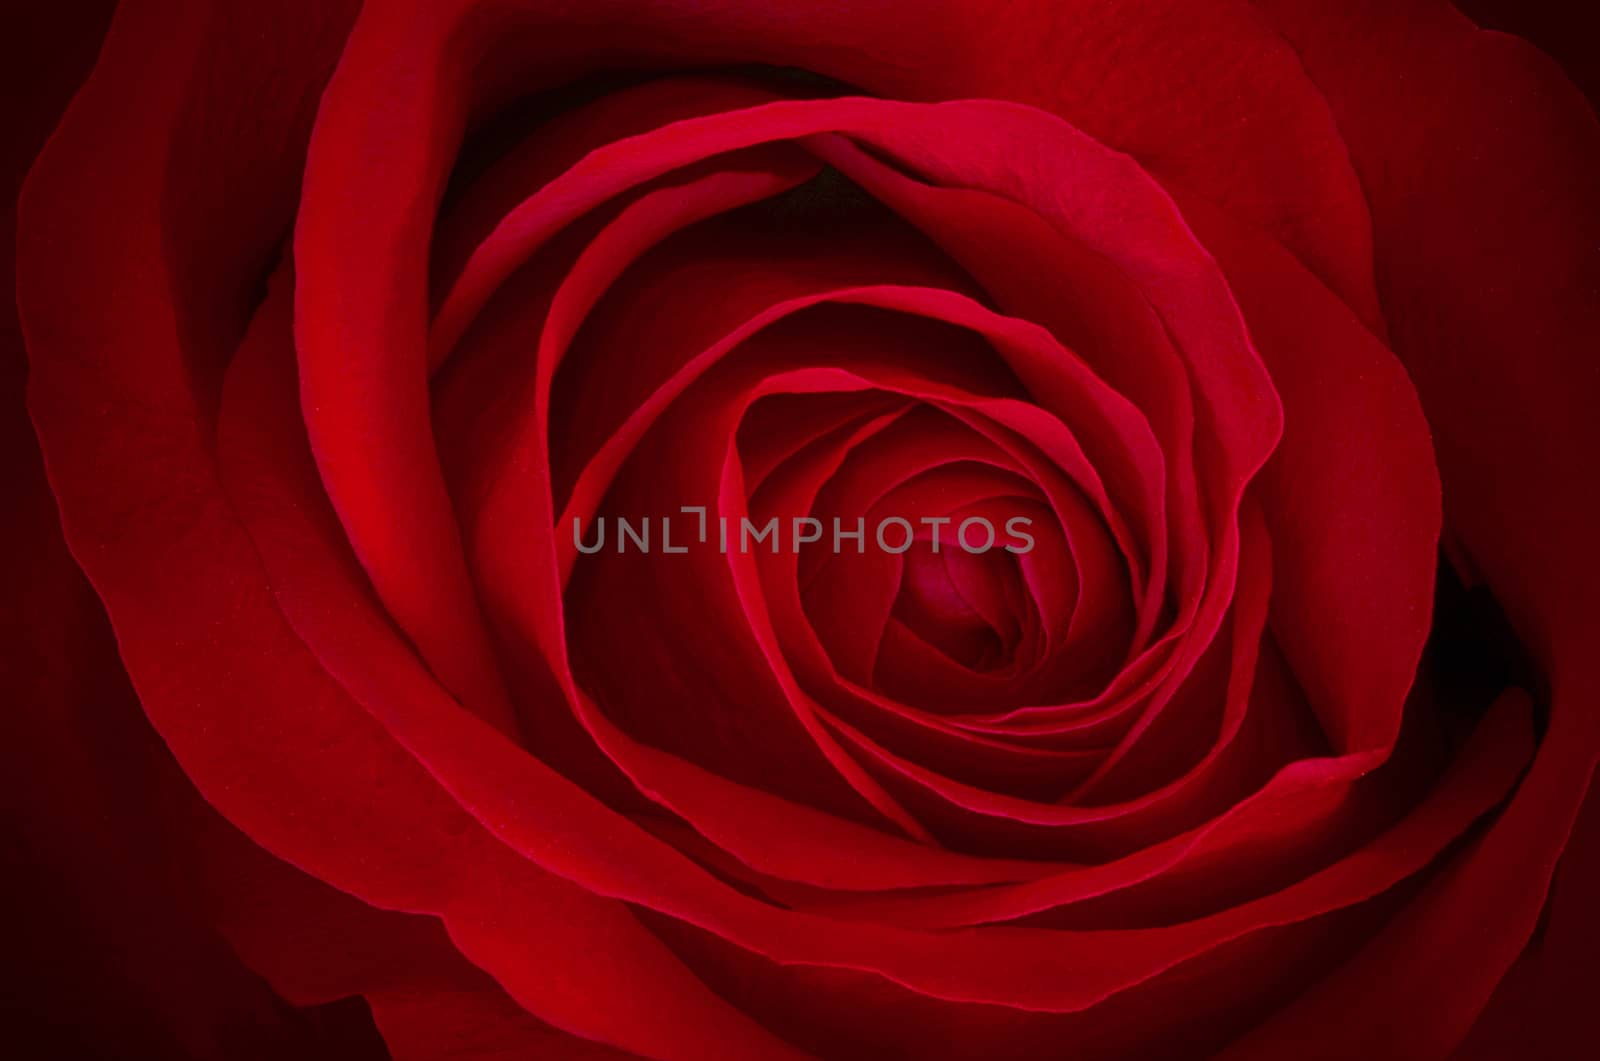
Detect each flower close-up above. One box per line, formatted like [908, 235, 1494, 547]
[3, 2, 1597, 1059]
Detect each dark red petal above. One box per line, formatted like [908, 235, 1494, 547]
[1223, 0, 1600, 1051]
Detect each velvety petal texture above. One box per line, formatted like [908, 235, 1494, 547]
[7, 0, 1596, 1059]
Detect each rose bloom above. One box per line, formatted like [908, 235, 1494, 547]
[2, 1, 1597, 1059]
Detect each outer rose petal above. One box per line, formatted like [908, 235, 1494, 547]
[1214, 0, 1600, 1054]
[1452, 780, 1600, 1059]
[2, 3, 381, 1058]
[1454, 0, 1600, 106]
[1, 382, 385, 1061]
[17, 5, 811, 1059]
[172, 795, 651, 1061]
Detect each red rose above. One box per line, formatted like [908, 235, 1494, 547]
[5, 2, 1597, 1059]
